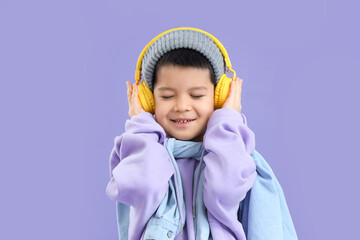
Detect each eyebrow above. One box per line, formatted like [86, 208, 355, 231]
[157, 86, 208, 91]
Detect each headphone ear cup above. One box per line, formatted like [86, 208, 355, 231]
[214, 74, 232, 109]
[137, 81, 155, 114]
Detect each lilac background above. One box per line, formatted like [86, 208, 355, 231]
[0, 0, 359, 239]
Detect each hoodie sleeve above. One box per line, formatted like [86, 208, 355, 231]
[105, 112, 174, 240]
[203, 108, 257, 240]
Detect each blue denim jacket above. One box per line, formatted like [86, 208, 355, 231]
[114, 148, 297, 240]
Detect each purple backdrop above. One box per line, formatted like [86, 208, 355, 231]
[1, 0, 359, 239]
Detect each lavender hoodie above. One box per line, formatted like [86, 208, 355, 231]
[106, 108, 257, 239]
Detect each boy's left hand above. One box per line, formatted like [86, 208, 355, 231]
[222, 77, 243, 112]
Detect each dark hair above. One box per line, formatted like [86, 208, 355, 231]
[153, 48, 219, 86]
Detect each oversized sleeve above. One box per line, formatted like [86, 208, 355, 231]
[203, 108, 257, 240]
[105, 112, 174, 240]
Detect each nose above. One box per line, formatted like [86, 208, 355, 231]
[174, 96, 191, 112]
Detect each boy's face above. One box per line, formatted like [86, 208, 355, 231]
[153, 65, 215, 142]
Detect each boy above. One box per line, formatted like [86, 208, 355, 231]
[106, 28, 297, 240]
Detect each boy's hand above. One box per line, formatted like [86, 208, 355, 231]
[222, 77, 243, 112]
[126, 81, 145, 118]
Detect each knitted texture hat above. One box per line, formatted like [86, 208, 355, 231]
[141, 29, 225, 91]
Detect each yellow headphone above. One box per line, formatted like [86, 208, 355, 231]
[134, 27, 237, 114]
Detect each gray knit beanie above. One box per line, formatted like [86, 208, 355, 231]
[141, 29, 225, 91]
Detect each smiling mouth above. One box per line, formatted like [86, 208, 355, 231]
[171, 119, 195, 123]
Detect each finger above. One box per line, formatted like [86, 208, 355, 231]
[237, 78, 243, 96]
[132, 83, 140, 106]
[132, 83, 138, 98]
[234, 78, 240, 98]
[238, 78, 243, 88]
[126, 81, 132, 103]
[232, 78, 240, 108]
[235, 79, 241, 104]
[126, 82, 133, 117]
[238, 78, 243, 111]
[228, 80, 236, 97]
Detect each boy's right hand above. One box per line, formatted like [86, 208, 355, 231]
[126, 81, 145, 118]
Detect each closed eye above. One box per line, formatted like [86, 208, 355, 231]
[161, 96, 174, 99]
[191, 95, 204, 99]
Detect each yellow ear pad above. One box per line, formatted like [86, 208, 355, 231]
[214, 74, 233, 109]
[137, 81, 155, 114]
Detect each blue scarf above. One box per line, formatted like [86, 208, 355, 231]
[142, 138, 211, 239]
[141, 139, 298, 239]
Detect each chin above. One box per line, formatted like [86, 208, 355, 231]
[173, 134, 203, 142]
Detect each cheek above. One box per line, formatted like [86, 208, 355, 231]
[205, 95, 215, 109]
[204, 108, 215, 119]
[154, 101, 168, 122]
[198, 98, 215, 117]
